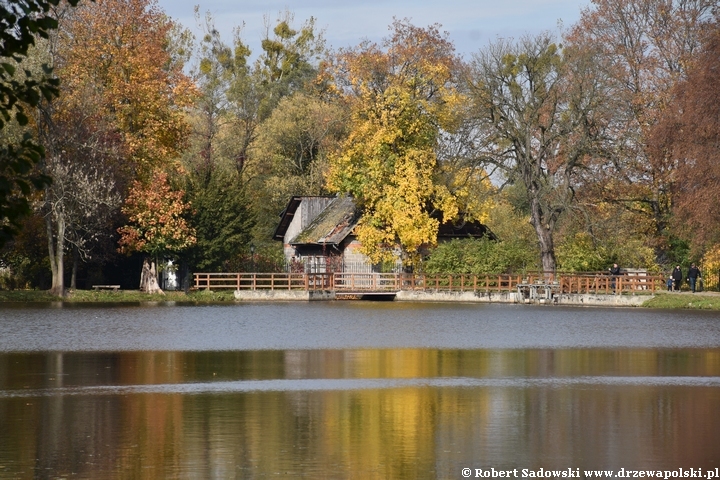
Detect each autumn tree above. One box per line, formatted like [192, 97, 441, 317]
[326, 19, 465, 265]
[649, 16, 720, 254]
[36, 0, 195, 295]
[117, 170, 195, 293]
[466, 34, 613, 273]
[58, 0, 195, 179]
[567, 0, 716, 260]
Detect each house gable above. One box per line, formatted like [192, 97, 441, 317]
[273, 196, 336, 244]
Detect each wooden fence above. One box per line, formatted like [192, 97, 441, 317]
[193, 272, 664, 295]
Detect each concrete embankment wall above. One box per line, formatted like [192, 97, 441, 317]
[396, 291, 650, 306]
[395, 291, 517, 303]
[233, 290, 335, 301]
[233, 289, 652, 307]
[554, 293, 648, 307]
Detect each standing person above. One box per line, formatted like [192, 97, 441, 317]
[672, 265, 683, 291]
[687, 263, 702, 293]
[609, 263, 621, 292]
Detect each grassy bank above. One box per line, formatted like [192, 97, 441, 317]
[642, 292, 720, 310]
[0, 289, 237, 304]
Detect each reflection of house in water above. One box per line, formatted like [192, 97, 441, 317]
[273, 195, 495, 273]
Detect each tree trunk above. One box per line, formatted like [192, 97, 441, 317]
[139, 258, 164, 294]
[528, 198, 557, 276]
[47, 215, 65, 297]
[70, 246, 78, 290]
[179, 259, 190, 293]
[536, 225, 557, 275]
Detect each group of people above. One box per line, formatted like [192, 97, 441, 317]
[609, 262, 703, 293]
[667, 264, 702, 292]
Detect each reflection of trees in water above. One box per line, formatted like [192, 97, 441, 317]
[4, 348, 720, 475]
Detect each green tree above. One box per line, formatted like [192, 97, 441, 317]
[192, 8, 326, 176]
[556, 230, 657, 272]
[0, 0, 83, 248]
[250, 92, 346, 241]
[467, 34, 612, 273]
[188, 9, 327, 259]
[185, 168, 254, 272]
[423, 237, 538, 275]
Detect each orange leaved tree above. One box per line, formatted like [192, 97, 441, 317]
[39, 0, 195, 295]
[117, 170, 196, 293]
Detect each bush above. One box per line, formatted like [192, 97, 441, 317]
[557, 232, 658, 272]
[422, 237, 537, 274]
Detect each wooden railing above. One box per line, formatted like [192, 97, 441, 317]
[194, 272, 665, 294]
[559, 273, 661, 294]
[193, 273, 332, 291]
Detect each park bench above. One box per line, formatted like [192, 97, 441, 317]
[92, 285, 120, 291]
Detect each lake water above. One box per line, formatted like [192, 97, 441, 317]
[1, 302, 720, 478]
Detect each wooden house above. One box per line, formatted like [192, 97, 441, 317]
[273, 195, 495, 273]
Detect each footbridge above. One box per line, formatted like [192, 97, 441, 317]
[193, 272, 664, 299]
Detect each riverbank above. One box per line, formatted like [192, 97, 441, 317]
[0, 289, 237, 304]
[1, 288, 719, 309]
[642, 291, 720, 310]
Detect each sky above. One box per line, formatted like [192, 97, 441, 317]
[155, 0, 594, 60]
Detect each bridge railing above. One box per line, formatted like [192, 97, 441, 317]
[193, 272, 332, 291]
[193, 272, 665, 294]
[559, 273, 661, 294]
[333, 273, 400, 291]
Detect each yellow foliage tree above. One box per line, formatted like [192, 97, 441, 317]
[326, 20, 465, 265]
[701, 246, 720, 292]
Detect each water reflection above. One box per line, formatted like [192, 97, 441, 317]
[3, 349, 720, 391]
[1, 348, 720, 478]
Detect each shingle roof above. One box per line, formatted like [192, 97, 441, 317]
[290, 195, 359, 245]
